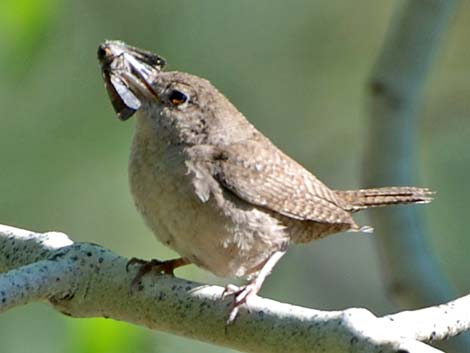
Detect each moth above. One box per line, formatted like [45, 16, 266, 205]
[98, 40, 166, 121]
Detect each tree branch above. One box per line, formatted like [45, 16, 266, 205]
[365, 2, 467, 352]
[365, 0, 459, 308]
[364, 3, 468, 352]
[0, 225, 469, 353]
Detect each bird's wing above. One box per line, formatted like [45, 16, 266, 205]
[213, 139, 354, 224]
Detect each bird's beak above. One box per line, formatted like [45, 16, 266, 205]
[97, 40, 166, 121]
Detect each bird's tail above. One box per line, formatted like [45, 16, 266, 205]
[335, 187, 434, 212]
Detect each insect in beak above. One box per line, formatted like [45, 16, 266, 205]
[98, 40, 166, 120]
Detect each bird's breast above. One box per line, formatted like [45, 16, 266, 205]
[128, 119, 287, 277]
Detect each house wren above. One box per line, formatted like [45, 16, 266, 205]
[97, 40, 433, 322]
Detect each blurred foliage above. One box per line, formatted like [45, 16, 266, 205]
[0, 0, 469, 352]
[68, 319, 154, 353]
[0, 0, 60, 77]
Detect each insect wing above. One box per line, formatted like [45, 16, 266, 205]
[103, 71, 141, 120]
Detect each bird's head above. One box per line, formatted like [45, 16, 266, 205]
[98, 40, 252, 145]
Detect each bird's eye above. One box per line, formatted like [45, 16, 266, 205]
[168, 90, 189, 106]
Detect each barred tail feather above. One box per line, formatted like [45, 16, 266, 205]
[335, 187, 434, 212]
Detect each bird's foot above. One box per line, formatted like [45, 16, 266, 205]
[126, 257, 189, 287]
[222, 281, 262, 325]
[221, 250, 287, 325]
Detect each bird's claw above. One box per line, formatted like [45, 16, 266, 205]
[126, 258, 179, 288]
[222, 282, 260, 325]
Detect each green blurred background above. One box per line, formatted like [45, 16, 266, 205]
[0, 1, 469, 352]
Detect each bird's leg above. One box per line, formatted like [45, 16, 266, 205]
[126, 257, 190, 286]
[223, 250, 287, 325]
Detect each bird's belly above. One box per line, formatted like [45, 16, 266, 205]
[129, 145, 284, 277]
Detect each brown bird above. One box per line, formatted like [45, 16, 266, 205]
[97, 40, 433, 323]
